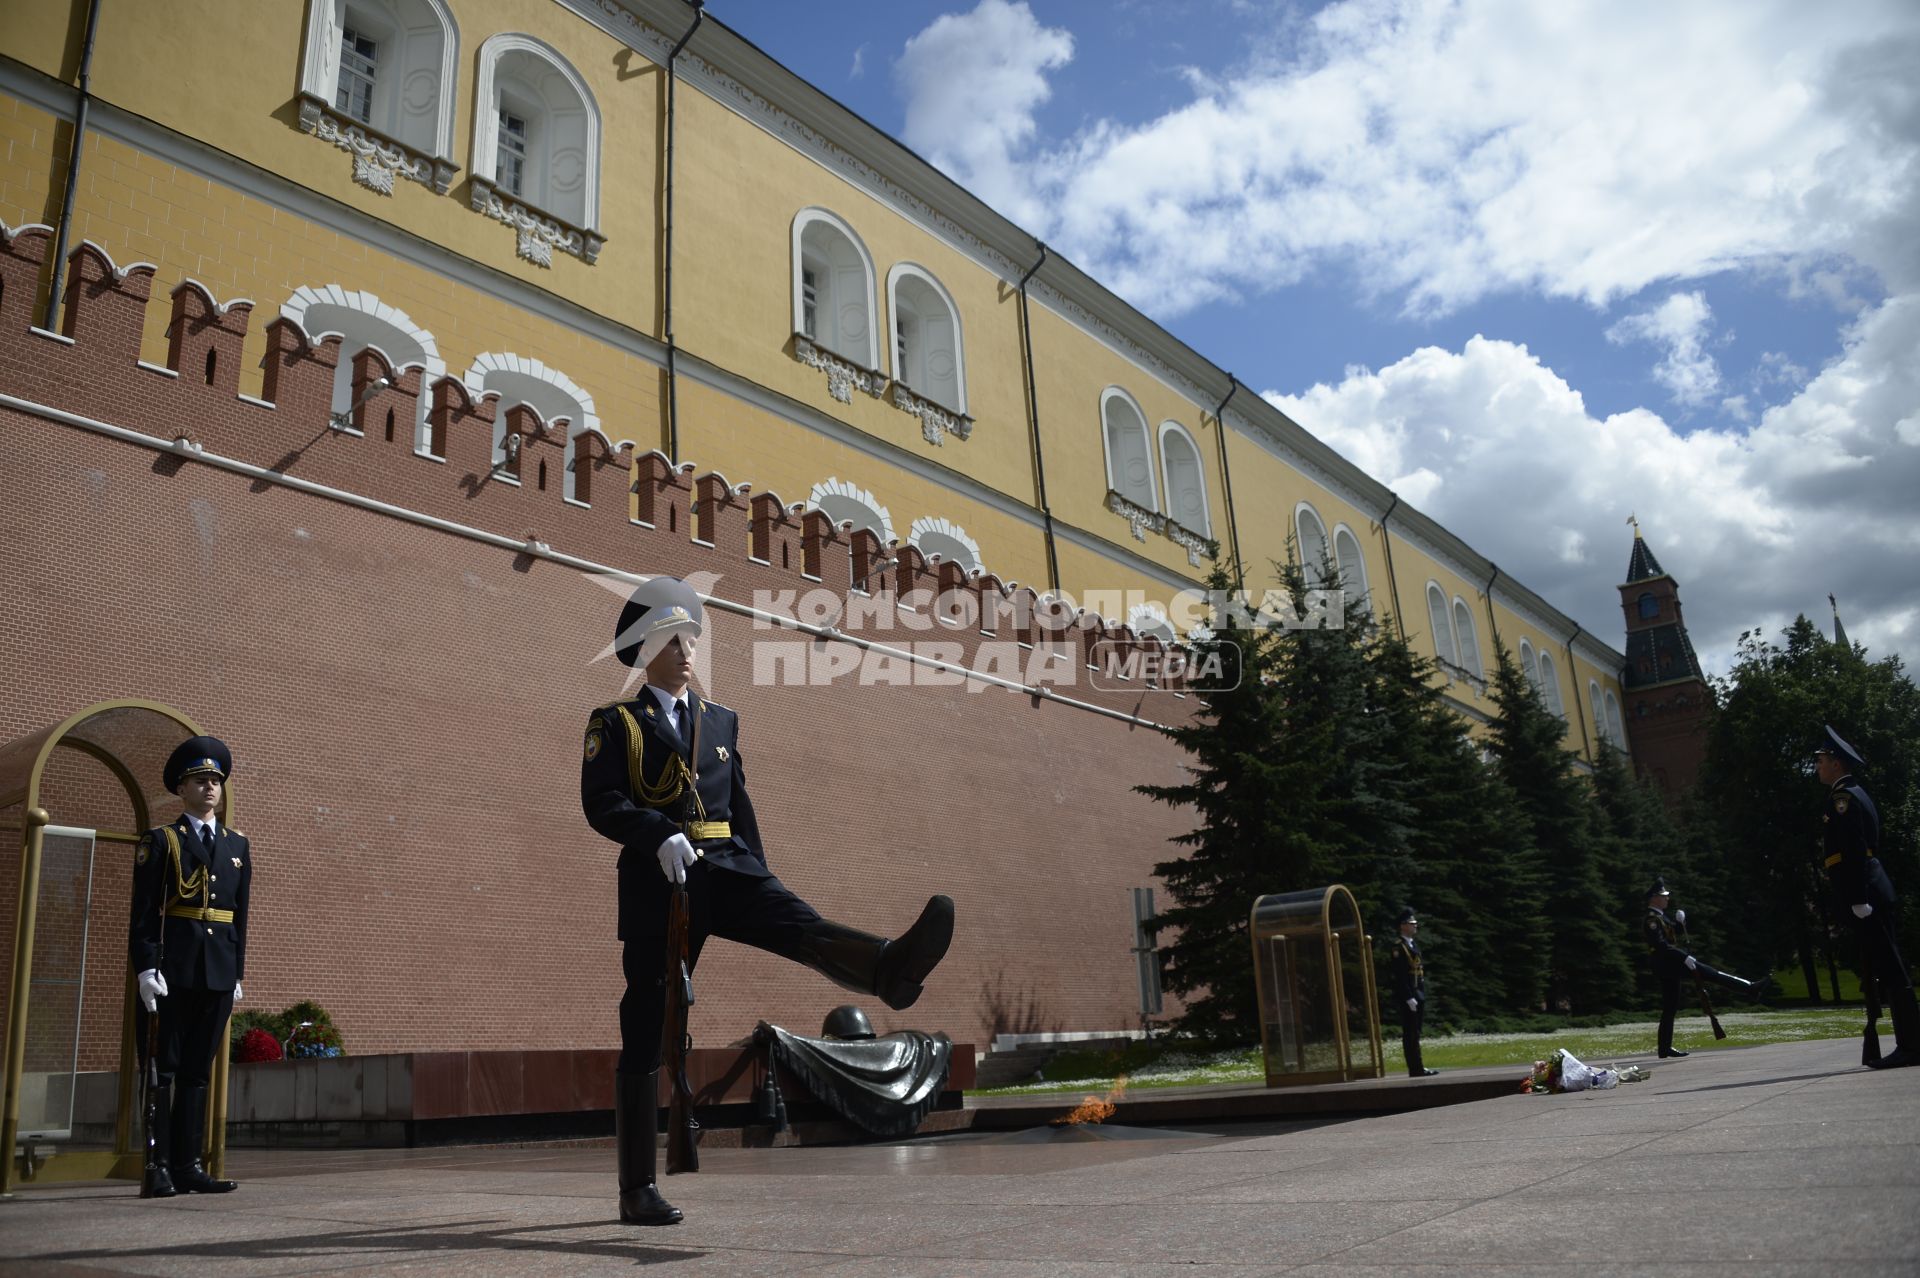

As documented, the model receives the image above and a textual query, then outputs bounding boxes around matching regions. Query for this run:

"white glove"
[137,969,168,1013]
[234,982,244,1002]
[1674,908,1685,925]
[1684,955,1697,971]
[656,832,699,884]
[1852,903,1873,919]
[1406,997,1419,1012]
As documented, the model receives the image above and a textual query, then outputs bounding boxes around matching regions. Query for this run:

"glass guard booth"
[1250,885,1384,1086]
[1,701,233,1193]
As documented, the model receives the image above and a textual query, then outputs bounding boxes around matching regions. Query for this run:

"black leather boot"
[1869,987,1920,1069]
[139,1081,175,1199]
[617,1071,682,1225]
[873,896,955,1011]
[169,1086,236,1193]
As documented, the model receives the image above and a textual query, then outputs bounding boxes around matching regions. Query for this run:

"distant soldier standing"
[1816,725,1918,1069]
[1388,907,1437,1077]
[1643,877,1751,1059]
[129,736,251,1196]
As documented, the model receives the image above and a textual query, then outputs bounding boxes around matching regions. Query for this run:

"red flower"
[237,1027,284,1063]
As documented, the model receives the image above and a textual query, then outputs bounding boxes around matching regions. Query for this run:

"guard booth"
[0,701,233,1193]
[1250,885,1384,1086]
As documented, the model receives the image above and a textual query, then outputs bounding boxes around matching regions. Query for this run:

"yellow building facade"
[0,0,1629,759]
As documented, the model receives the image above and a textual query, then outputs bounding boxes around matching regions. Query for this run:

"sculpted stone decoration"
[297,97,457,197]
[468,177,606,268]
[890,383,972,446]
[793,336,885,404]
[1106,490,1166,543]
[1164,519,1216,568]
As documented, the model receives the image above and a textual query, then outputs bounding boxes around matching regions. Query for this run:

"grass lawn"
[972,1007,1870,1097]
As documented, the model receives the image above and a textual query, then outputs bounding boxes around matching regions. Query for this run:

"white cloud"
[1604,291,1721,408]
[1264,292,1920,673]
[896,0,1920,317]
[850,43,867,79]
[893,0,1074,229]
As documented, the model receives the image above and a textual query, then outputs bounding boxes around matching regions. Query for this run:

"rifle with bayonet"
[1676,913,1727,1040]
[662,880,699,1174]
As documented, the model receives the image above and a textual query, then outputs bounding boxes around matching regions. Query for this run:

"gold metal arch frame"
[1248,884,1385,1087]
[1,700,234,1194]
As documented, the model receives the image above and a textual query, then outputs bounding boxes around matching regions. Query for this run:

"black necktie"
[200,824,217,860]
[672,699,688,744]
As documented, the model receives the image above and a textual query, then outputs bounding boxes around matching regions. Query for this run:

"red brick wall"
[0,228,1198,1067]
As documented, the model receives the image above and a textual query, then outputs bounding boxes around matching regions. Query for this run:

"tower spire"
[1830,593,1850,649]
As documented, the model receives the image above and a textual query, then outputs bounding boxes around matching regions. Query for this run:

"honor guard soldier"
[129,736,251,1196]
[1643,877,1752,1058]
[1388,907,1438,1076]
[1816,726,1919,1069]
[581,577,956,1226]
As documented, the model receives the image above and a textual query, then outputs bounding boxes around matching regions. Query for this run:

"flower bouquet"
[285,1020,346,1059]
[235,1026,284,1064]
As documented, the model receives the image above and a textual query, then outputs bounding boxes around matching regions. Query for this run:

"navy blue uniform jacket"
[581,691,769,939]
[129,815,251,992]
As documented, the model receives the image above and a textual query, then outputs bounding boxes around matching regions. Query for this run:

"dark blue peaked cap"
[1819,725,1865,771]
[164,736,231,792]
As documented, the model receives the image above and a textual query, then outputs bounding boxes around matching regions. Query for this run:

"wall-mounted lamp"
[329,377,393,431]
[490,431,524,481]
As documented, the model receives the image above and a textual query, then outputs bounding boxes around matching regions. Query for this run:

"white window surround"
[1605,689,1626,748]
[1452,597,1483,679]
[1296,503,1331,586]
[791,208,881,373]
[1127,603,1177,643]
[470,33,603,266]
[282,284,443,449]
[296,0,459,193]
[463,352,602,498]
[1332,524,1370,602]
[1589,680,1608,747]
[1425,582,1458,668]
[885,262,966,415]
[807,477,896,545]
[1537,650,1565,717]
[1157,421,1211,537]
[909,516,982,573]
[1519,638,1539,691]
[1101,387,1157,515]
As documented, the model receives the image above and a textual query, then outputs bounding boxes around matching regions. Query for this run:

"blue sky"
[713,1,1920,674]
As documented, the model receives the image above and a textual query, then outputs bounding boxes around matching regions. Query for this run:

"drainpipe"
[1482,563,1503,648]
[1565,623,1595,763]
[1015,242,1060,593]
[1377,493,1407,641]
[44,0,104,330]
[662,0,705,463]
[1210,374,1244,593]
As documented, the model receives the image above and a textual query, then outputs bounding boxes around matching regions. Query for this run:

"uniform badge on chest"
[715,746,729,761]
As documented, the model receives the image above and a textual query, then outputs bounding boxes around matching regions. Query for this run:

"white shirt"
[646,684,692,736]
[185,812,218,843]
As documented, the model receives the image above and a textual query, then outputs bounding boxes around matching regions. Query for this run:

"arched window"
[909,516,981,573]
[1296,504,1330,586]
[1158,423,1210,536]
[886,263,964,414]
[1638,591,1659,620]
[1605,689,1626,747]
[1426,583,1457,668]
[1589,680,1607,746]
[299,0,458,178]
[1537,650,1565,717]
[1101,388,1157,513]
[281,285,443,451]
[464,352,598,498]
[1518,638,1538,691]
[1332,525,1370,602]
[473,34,600,232]
[792,209,879,370]
[808,478,895,545]
[1452,598,1483,679]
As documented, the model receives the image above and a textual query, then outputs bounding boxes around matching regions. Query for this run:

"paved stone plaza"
[2,1037,1915,1276]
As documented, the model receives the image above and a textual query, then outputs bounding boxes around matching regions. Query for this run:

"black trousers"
[1854,910,1920,1047]
[143,987,234,1088]
[618,864,825,1074]
[1657,961,1744,1052]
[1400,1000,1425,1074]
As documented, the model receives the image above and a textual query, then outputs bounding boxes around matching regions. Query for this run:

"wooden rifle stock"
[139,996,164,1194]
[663,881,699,1174]
[1677,917,1726,1040]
